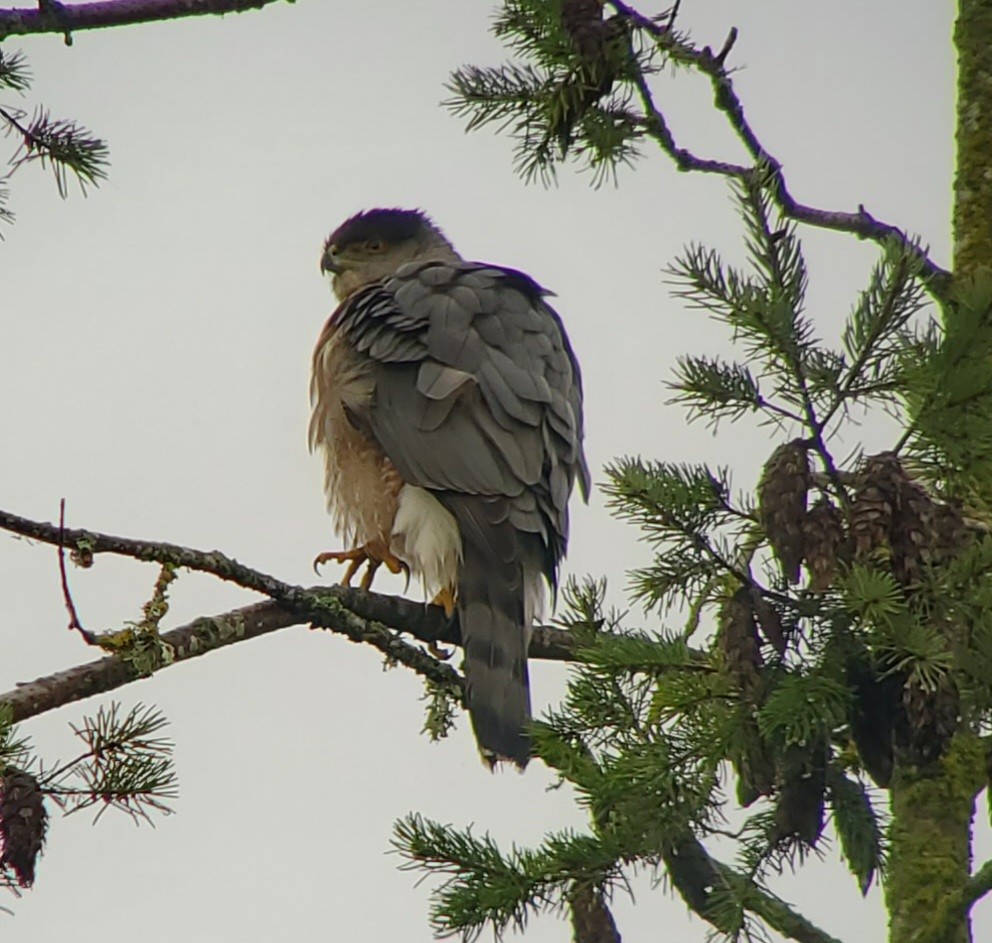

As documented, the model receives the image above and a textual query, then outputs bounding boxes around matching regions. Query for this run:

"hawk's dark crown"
[326,208,440,251]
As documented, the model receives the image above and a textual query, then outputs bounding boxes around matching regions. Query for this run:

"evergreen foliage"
[445,0,652,185]
[395,8,992,936]
[0,702,175,889]
[0,47,108,229]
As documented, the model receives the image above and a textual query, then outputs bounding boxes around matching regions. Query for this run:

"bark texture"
[885,5,992,942]
[886,735,984,943]
[954,0,992,277]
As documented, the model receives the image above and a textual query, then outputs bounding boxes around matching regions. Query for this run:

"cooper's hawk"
[309,208,589,768]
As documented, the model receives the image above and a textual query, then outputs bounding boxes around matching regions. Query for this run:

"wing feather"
[334,259,588,574]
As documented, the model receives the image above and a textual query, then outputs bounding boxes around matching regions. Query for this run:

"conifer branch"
[0,0,288,42]
[0,105,108,194]
[606,1,951,302]
[662,833,846,943]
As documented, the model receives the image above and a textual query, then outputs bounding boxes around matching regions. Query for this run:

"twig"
[0,507,581,657]
[56,499,94,644]
[0,0,287,41]
[609,0,952,302]
[0,507,297,599]
[0,106,33,147]
[713,27,737,67]
[0,596,463,724]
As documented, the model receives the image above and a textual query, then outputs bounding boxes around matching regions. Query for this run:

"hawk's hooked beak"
[320,245,343,275]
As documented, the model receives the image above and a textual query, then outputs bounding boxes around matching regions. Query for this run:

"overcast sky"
[0,1,981,941]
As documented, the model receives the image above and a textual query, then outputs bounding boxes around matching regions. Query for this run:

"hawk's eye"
[366,239,384,252]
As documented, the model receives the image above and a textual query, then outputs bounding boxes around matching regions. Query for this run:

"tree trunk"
[885,735,984,943]
[953,0,992,277]
[886,4,992,940]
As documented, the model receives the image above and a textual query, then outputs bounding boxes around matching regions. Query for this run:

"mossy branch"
[918,858,992,943]
[0,507,589,723]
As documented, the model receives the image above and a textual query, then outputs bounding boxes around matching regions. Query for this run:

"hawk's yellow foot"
[433,586,456,617]
[428,586,457,660]
[313,540,406,590]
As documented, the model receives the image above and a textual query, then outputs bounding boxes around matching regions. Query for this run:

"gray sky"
[0,1,981,940]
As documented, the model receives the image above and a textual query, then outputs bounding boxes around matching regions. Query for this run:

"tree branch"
[610,0,951,302]
[963,859,992,915]
[0,507,296,598]
[0,508,586,723]
[0,0,288,42]
[662,833,846,943]
[918,857,992,943]
[569,884,622,943]
[1,594,466,724]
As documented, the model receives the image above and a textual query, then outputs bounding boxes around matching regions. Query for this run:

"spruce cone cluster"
[758,445,964,593]
[749,444,974,796]
[0,769,47,888]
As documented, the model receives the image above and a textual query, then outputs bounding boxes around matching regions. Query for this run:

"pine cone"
[934,500,968,561]
[757,440,810,583]
[750,588,787,654]
[555,1,627,150]
[718,588,763,692]
[847,658,899,788]
[569,884,620,943]
[720,589,777,805]
[772,740,828,847]
[890,476,938,586]
[850,452,903,558]
[897,680,960,768]
[560,0,607,58]
[736,724,776,806]
[803,498,846,592]
[0,769,47,887]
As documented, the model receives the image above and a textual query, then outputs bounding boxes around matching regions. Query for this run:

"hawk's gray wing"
[334,260,589,766]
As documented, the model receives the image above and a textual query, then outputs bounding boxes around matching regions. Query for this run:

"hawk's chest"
[309,324,403,545]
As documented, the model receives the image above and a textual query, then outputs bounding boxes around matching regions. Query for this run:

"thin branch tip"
[714,27,738,66]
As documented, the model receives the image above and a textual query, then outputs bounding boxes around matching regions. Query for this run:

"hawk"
[309,208,589,768]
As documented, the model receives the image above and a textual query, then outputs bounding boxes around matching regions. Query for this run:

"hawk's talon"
[358,558,381,590]
[427,586,457,658]
[433,586,457,618]
[428,640,454,661]
[313,542,407,590]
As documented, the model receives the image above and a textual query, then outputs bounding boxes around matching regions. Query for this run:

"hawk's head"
[321,208,458,300]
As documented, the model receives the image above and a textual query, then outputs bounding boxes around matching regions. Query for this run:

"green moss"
[954,0,992,278]
[886,734,985,943]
